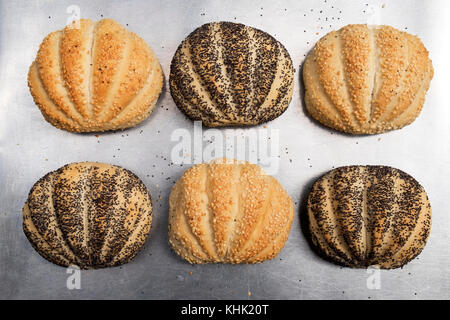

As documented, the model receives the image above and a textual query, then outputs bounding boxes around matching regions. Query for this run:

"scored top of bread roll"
[303,24,433,134]
[170,21,294,127]
[28,19,163,132]
[23,162,152,269]
[169,158,294,264]
[307,165,431,269]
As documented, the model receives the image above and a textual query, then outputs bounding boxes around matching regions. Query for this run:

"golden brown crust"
[28,19,163,132]
[169,22,294,127]
[168,158,294,264]
[303,24,433,134]
[23,162,153,269]
[307,165,432,269]
[60,19,95,120]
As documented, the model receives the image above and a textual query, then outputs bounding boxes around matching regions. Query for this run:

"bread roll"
[307,166,431,269]
[28,19,163,132]
[170,22,294,127]
[23,162,152,269]
[303,24,433,134]
[169,159,294,263]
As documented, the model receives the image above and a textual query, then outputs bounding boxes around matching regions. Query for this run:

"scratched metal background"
[1,0,449,300]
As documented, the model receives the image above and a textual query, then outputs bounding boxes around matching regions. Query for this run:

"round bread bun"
[169,21,294,127]
[23,162,152,269]
[169,158,294,264]
[28,18,163,132]
[307,165,431,269]
[303,24,433,134]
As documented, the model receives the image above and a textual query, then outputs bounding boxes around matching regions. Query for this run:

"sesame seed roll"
[169,158,294,264]
[28,19,163,132]
[303,24,433,134]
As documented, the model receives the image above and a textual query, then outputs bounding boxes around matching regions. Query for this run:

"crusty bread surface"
[307,165,431,269]
[303,24,433,134]
[23,162,152,269]
[169,158,294,263]
[28,19,163,132]
[170,22,294,127]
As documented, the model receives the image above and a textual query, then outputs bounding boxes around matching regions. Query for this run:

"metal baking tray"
[1,0,449,299]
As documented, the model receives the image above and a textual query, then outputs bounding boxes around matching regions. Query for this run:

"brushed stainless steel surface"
[1,0,449,300]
